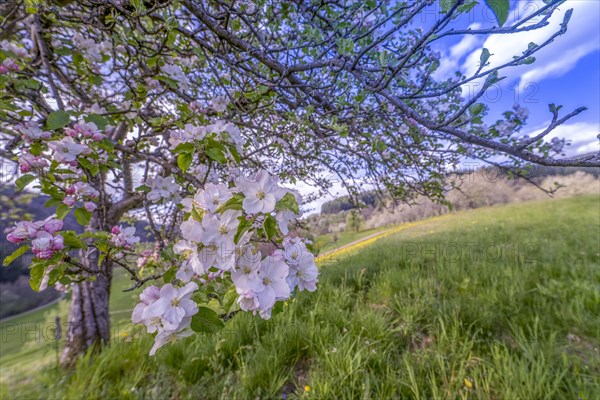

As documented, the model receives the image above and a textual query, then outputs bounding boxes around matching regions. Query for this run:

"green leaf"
[206,146,227,164]
[44,198,63,208]
[56,204,71,219]
[3,245,30,267]
[177,153,193,173]
[163,266,177,283]
[223,286,240,314]
[99,138,115,151]
[62,232,86,249]
[29,142,42,156]
[337,38,354,55]
[469,103,485,117]
[191,206,204,222]
[263,215,277,240]
[74,208,91,225]
[30,262,47,292]
[160,247,176,261]
[440,0,453,13]
[479,48,491,66]
[136,184,151,193]
[520,56,536,65]
[78,157,99,176]
[227,144,242,164]
[173,142,195,154]
[276,192,300,214]
[484,0,509,26]
[16,174,36,191]
[84,114,109,130]
[46,110,70,130]
[234,217,251,244]
[191,307,224,334]
[215,194,244,214]
[485,70,504,86]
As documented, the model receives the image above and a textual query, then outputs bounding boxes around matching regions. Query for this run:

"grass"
[0,268,139,387]
[2,195,599,399]
[314,225,389,254]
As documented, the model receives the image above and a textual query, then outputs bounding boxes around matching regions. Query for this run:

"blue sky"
[301,0,599,214]
[431,0,600,155]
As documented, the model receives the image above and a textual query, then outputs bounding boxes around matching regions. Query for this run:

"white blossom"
[237,170,286,214]
[141,282,198,331]
[162,64,190,90]
[48,137,88,163]
[146,175,181,203]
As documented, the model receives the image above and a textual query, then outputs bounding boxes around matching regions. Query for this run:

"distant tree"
[346,210,362,233]
[321,191,379,214]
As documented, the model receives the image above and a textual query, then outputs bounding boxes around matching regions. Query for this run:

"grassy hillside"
[314,225,389,253]
[0,268,139,387]
[2,195,599,399]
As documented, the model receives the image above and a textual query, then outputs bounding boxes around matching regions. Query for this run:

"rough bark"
[59,190,142,367]
[60,246,113,367]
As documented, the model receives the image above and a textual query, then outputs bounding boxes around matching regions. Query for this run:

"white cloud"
[291,178,347,216]
[526,120,600,156]
[434,23,483,79]
[462,0,600,87]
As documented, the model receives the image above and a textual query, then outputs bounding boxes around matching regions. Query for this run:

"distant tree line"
[320,165,599,215]
[321,191,380,214]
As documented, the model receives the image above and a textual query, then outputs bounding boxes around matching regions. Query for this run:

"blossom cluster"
[132,170,318,354]
[110,225,140,250]
[132,283,197,355]
[72,33,111,64]
[145,175,181,204]
[65,121,105,142]
[16,121,51,142]
[12,114,110,214]
[168,119,243,152]
[18,150,48,173]
[5,215,65,259]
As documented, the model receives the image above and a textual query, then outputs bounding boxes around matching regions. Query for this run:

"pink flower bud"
[6,232,24,244]
[84,202,97,212]
[111,225,121,235]
[52,235,65,251]
[43,218,64,234]
[0,65,8,74]
[19,162,31,173]
[6,221,40,243]
[140,249,153,257]
[31,231,53,258]
[35,249,54,259]
[92,132,104,141]
[63,196,75,207]
[66,185,77,195]
[5,59,19,72]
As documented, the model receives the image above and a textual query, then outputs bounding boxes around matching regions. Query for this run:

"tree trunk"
[60,246,113,367]
[59,186,141,367]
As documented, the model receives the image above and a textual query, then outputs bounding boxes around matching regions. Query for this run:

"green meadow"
[1,195,599,399]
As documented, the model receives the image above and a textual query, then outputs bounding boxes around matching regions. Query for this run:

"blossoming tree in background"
[1,0,597,366]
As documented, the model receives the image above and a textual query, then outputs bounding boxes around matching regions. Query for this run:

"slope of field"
[2,195,599,399]
[0,268,138,387]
